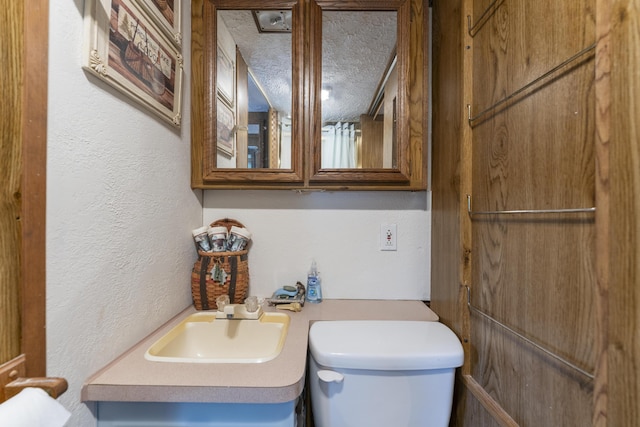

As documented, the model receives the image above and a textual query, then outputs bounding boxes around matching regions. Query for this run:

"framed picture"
[137,0,182,47]
[83,0,183,127]
[217,44,235,107]
[217,98,235,156]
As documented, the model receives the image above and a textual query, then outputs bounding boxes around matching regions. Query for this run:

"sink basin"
[144,311,290,363]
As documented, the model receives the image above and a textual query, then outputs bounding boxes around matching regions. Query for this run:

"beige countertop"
[82,299,438,404]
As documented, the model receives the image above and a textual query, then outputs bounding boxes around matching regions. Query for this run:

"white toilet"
[308,320,464,427]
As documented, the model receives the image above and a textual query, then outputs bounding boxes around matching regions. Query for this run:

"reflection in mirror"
[321,11,397,169]
[218,10,292,169]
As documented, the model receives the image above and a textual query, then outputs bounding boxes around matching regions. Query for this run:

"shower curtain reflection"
[321,122,359,168]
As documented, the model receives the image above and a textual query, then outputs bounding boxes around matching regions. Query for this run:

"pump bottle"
[306,260,322,303]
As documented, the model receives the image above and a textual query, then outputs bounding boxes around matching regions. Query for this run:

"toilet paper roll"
[0,387,71,426]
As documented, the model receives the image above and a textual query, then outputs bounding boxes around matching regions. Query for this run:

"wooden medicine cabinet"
[191,0,427,190]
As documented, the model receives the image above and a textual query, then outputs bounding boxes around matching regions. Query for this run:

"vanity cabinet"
[97,400,299,427]
[190,0,428,190]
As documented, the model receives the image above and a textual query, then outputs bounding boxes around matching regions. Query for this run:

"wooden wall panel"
[471,315,594,425]
[606,0,640,424]
[471,61,597,371]
[432,0,606,424]
[430,0,465,337]
[1,0,48,377]
[471,0,595,114]
[467,0,598,422]
[0,0,23,366]
[457,388,504,427]
[360,116,384,168]
[471,62,596,210]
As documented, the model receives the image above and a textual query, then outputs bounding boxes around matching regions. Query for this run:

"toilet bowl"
[308,320,463,427]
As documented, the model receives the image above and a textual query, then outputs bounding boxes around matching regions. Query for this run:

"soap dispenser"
[306,260,322,303]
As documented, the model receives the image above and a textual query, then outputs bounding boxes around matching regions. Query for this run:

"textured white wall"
[46,1,201,425]
[203,191,431,301]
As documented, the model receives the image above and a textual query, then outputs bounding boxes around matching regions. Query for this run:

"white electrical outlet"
[380,223,397,251]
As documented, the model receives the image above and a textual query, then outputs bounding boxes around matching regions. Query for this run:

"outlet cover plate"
[380,223,397,251]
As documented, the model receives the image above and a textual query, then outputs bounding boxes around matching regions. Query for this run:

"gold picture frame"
[83,0,183,127]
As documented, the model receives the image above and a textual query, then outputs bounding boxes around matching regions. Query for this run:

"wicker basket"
[191,219,249,310]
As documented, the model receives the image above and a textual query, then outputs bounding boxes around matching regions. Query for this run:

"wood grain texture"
[0,355,25,402]
[468,0,597,423]
[0,0,23,366]
[456,383,505,427]
[432,0,606,424]
[606,0,640,425]
[430,0,466,337]
[462,375,518,427]
[5,376,68,400]
[21,0,48,377]
[593,0,611,423]
[360,115,384,168]
[190,0,206,186]
[471,60,597,371]
[471,312,594,425]
[191,0,426,189]
[471,0,595,117]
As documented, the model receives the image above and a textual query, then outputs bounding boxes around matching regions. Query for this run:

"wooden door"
[0,0,49,401]
[431,0,640,425]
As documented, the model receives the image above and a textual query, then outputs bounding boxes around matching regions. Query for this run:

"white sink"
[144,311,290,363]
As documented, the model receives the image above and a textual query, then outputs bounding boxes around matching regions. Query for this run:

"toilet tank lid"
[309,321,464,370]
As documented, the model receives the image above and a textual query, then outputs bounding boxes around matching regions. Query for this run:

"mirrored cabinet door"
[191,0,427,190]
[320,9,398,170]
[308,0,425,188]
[191,0,304,187]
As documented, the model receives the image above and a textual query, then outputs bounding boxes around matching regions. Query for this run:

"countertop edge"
[82,299,437,404]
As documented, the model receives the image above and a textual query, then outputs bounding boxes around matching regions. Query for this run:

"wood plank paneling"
[360,116,384,168]
[468,0,598,423]
[0,0,23,366]
[430,0,465,337]
[432,0,609,424]
[606,0,640,424]
[471,61,597,371]
[592,0,611,424]
[457,386,504,427]
[471,313,594,425]
[471,0,595,115]
[461,375,518,427]
[1,0,48,377]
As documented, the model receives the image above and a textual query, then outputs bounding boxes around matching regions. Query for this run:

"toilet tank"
[308,321,463,427]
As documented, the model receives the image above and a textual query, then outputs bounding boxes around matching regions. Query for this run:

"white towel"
[0,387,70,426]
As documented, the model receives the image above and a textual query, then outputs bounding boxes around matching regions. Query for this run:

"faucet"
[216,302,263,320]
[224,304,235,319]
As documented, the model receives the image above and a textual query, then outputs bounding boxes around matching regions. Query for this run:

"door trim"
[21,0,48,377]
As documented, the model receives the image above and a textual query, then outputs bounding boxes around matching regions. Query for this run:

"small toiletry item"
[208,226,228,252]
[276,302,302,312]
[228,226,252,251]
[192,226,211,252]
[306,260,322,303]
[274,286,298,298]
